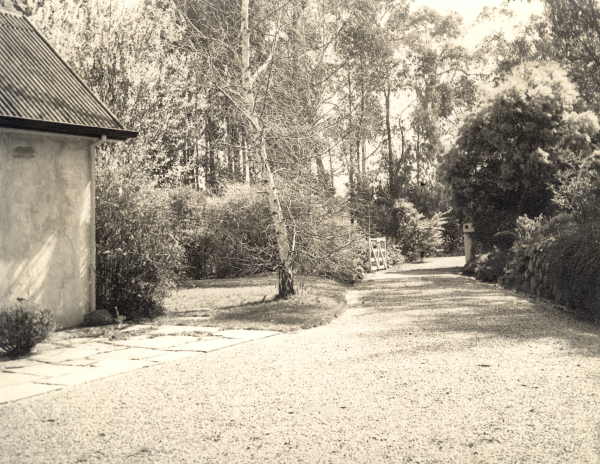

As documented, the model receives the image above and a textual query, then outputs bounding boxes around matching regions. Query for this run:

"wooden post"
[463,222,475,265]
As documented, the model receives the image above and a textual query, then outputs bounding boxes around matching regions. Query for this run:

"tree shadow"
[357,270,600,358]
[384,266,464,276]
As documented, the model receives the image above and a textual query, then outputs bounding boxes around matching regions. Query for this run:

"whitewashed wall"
[0,128,95,328]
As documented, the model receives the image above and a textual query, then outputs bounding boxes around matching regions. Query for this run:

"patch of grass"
[163,274,350,332]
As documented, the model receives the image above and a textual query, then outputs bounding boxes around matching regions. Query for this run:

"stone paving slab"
[219,329,280,340]
[42,360,151,386]
[177,337,247,352]
[0,382,62,403]
[87,347,168,362]
[0,372,43,387]
[7,362,92,378]
[30,343,121,363]
[57,337,112,346]
[0,358,44,371]
[150,325,220,336]
[145,351,197,363]
[115,335,199,349]
[59,358,103,367]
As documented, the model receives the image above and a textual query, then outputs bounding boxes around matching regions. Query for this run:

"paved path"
[2,257,600,463]
[0,326,280,403]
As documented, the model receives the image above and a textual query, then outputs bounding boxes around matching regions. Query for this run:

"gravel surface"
[2,257,600,463]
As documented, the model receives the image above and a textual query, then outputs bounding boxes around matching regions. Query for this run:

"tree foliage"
[443,61,599,246]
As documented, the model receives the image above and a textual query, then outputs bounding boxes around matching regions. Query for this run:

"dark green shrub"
[179,184,277,279]
[441,218,464,256]
[473,251,510,283]
[295,217,368,283]
[389,199,446,262]
[95,169,184,320]
[180,183,368,283]
[536,225,600,319]
[493,231,517,251]
[554,151,600,223]
[0,301,54,357]
[386,245,405,266]
[501,215,600,320]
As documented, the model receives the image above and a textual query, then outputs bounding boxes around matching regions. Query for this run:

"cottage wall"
[0,129,94,328]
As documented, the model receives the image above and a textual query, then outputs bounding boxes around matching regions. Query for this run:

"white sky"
[413,0,544,48]
[412,0,544,23]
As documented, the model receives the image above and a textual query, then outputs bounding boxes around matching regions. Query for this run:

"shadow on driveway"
[357,261,600,358]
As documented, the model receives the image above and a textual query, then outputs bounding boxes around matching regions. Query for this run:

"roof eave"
[0,116,138,141]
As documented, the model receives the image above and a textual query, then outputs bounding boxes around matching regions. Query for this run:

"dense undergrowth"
[95,173,452,322]
[468,214,600,322]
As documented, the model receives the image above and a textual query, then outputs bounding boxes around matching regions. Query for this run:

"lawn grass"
[162,274,350,332]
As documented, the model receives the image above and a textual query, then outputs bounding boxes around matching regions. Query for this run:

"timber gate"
[368,237,388,272]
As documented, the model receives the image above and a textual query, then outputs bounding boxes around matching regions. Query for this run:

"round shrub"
[474,251,510,283]
[493,231,518,251]
[389,199,445,262]
[0,301,54,357]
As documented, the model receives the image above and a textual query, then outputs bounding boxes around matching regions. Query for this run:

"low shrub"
[553,150,600,223]
[500,215,600,320]
[295,218,368,283]
[441,219,464,256]
[95,169,184,320]
[473,250,510,283]
[0,300,54,357]
[493,231,517,251]
[179,183,368,283]
[178,184,277,279]
[386,245,405,266]
[392,200,446,261]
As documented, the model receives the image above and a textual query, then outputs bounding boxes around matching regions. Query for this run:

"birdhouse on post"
[463,222,475,265]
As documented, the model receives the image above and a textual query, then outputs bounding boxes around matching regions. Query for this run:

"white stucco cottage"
[0,8,137,328]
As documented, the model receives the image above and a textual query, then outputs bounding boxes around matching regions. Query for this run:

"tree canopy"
[443,61,599,246]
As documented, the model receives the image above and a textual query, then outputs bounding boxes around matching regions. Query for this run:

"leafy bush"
[178,184,277,279]
[554,150,600,223]
[295,216,368,283]
[179,183,368,283]
[440,215,464,256]
[473,251,510,283]
[493,231,517,251]
[392,200,446,261]
[95,169,184,320]
[386,244,405,266]
[0,301,54,357]
[500,215,600,320]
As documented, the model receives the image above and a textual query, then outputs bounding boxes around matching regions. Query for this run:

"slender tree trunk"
[241,0,251,185]
[240,0,294,297]
[361,138,366,177]
[357,71,366,183]
[384,86,397,199]
[243,136,250,183]
[328,147,334,191]
[226,117,233,178]
[258,134,295,298]
[315,152,328,188]
[346,71,356,220]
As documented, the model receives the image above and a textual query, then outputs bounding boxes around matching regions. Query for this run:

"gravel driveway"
[1,257,600,463]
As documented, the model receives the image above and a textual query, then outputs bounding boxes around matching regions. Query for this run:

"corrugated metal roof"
[0,9,136,140]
